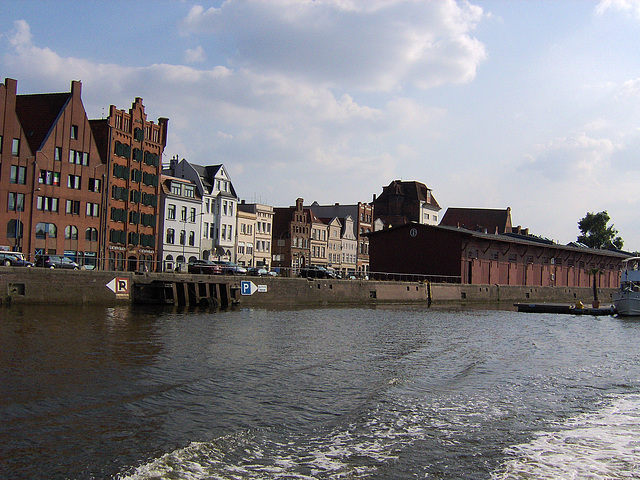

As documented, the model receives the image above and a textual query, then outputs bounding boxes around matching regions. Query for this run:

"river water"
[1,303,640,479]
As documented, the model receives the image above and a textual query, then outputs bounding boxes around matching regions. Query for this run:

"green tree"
[577,211,624,249]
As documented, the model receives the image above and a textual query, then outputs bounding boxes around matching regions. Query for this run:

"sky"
[2,0,640,249]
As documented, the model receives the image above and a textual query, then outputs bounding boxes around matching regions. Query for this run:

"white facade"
[158,176,202,271]
[167,158,238,261]
[341,215,358,275]
[237,202,274,267]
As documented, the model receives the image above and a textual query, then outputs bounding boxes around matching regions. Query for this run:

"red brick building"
[90,99,168,271]
[368,223,627,287]
[0,78,105,267]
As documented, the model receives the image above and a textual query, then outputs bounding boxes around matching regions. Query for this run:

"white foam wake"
[492,394,640,479]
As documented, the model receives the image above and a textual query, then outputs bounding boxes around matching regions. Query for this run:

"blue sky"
[2,0,640,249]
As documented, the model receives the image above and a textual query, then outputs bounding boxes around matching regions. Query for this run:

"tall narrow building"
[90,98,168,271]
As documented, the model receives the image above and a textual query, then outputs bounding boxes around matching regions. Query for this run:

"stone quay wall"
[0,266,616,308]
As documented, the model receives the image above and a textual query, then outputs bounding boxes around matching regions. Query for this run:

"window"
[10,165,26,184]
[68,150,88,165]
[54,147,62,161]
[179,230,186,245]
[85,228,98,242]
[190,208,196,222]
[86,203,100,217]
[184,185,195,198]
[223,201,228,216]
[203,222,209,238]
[110,207,127,223]
[166,228,175,244]
[12,138,19,156]
[36,222,57,239]
[0,135,2,153]
[88,178,101,192]
[65,200,80,215]
[68,175,82,189]
[168,204,176,220]
[37,196,59,212]
[181,206,187,222]
[71,125,79,140]
[65,225,78,240]
[171,183,182,195]
[130,190,141,204]
[39,170,60,186]
[8,192,25,211]
[188,231,195,246]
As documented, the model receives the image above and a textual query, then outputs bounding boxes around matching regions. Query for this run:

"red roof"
[440,207,513,234]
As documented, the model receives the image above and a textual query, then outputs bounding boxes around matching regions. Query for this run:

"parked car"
[299,266,336,279]
[212,261,247,275]
[37,255,80,270]
[187,260,222,275]
[0,252,34,267]
[247,267,278,277]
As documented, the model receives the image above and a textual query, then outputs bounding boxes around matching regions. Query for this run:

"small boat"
[613,257,640,316]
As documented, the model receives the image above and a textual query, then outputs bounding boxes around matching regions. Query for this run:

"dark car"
[212,261,247,275]
[37,255,80,270]
[188,260,222,275]
[0,252,34,267]
[247,266,268,276]
[299,266,335,279]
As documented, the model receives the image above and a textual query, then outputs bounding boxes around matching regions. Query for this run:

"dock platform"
[514,303,616,316]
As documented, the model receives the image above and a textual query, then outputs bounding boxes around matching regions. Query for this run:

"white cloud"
[179,0,487,91]
[596,0,640,19]
[184,46,206,63]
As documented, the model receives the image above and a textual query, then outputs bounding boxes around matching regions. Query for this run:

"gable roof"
[16,92,71,153]
[439,207,513,234]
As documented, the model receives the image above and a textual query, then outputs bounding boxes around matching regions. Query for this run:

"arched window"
[36,222,56,239]
[165,254,173,272]
[65,225,78,240]
[188,255,198,263]
[85,227,98,242]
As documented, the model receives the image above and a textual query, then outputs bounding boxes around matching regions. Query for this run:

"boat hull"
[613,291,640,316]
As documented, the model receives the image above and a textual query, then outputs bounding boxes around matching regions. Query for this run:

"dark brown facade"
[272,198,311,275]
[1,78,105,267]
[91,99,168,271]
[368,223,627,288]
